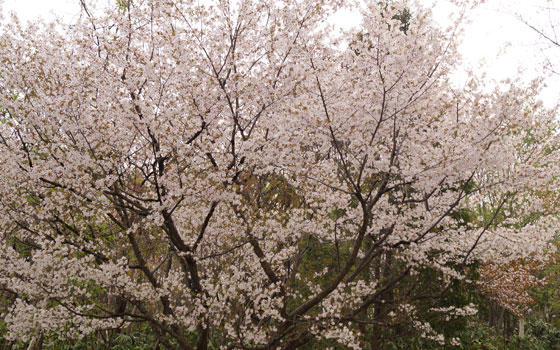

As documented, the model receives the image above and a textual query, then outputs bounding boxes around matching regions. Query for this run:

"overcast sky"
[441,0,559,105]
[2,0,558,106]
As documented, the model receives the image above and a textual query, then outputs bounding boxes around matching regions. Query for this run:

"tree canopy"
[0,0,559,349]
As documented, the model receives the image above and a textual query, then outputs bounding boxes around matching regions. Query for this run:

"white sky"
[2,0,559,106]
[433,0,560,105]
[2,0,81,23]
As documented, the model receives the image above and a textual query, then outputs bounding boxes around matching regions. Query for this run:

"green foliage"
[522,318,560,348]
[528,242,560,329]
[116,0,131,11]
[391,8,411,34]
[377,317,560,350]
[454,317,560,350]
[2,326,160,350]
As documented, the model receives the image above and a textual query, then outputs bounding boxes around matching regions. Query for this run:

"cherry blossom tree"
[479,260,544,318]
[0,0,559,349]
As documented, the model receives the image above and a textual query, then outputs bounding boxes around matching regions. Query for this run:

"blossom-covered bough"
[0,0,558,349]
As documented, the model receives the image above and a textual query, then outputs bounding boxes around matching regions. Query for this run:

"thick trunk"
[369,255,382,350]
[196,325,209,350]
[369,251,395,350]
[503,311,514,342]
